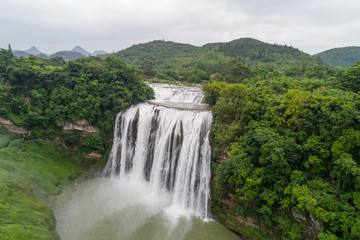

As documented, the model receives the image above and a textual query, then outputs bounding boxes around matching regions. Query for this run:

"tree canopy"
[204,62,360,239]
[0,50,153,140]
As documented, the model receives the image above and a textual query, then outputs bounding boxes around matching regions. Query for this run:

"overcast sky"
[1,0,359,55]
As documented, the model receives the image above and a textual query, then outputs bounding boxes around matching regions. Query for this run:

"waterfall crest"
[103,84,213,219]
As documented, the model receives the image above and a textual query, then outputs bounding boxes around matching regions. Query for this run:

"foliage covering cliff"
[0,49,154,142]
[204,61,360,239]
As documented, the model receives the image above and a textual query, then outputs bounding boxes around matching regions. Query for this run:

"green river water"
[54,177,241,240]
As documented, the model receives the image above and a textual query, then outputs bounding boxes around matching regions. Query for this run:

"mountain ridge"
[107,38,322,72]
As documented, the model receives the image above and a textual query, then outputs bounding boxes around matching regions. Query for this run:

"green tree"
[141,59,156,76]
[339,62,360,92]
[81,133,104,152]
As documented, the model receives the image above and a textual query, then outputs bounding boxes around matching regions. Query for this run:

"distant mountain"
[12,46,48,58]
[26,46,42,56]
[71,46,90,57]
[50,51,86,61]
[315,47,360,68]
[13,50,29,58]
[36,53,48,59]
[91,50,107,56]
[109,38,320,71]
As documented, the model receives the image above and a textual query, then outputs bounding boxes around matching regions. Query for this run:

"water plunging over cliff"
[54,84,241,240]
[103,83,212,219]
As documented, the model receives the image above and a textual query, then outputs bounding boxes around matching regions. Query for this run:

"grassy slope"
[315,46,360,68]
[0,128,89,240]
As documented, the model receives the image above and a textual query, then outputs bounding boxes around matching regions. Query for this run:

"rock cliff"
[0,118,29,135]
[57,119,99,134]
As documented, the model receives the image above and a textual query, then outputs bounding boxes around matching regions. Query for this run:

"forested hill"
[315,46,360,68]
[0,50,154,141]
[108,38,322,71]
[109,40,205,69]
[205,60,360,239]
[204,38,319,69]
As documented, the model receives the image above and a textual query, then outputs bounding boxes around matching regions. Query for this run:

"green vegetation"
[0,48,153,239]
[108,38,325,83]
[0,127,92,239]
[0,49,153,141]
[315,47,360,68]
[204,60,360,239]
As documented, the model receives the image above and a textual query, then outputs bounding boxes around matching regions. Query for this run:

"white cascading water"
[148,83,204,103]
[103,83,213,219]
[55,84,240,240]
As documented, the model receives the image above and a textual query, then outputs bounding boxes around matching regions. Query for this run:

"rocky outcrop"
[0,118,29,135]
[57,119,99,134]
[85,152,102,160]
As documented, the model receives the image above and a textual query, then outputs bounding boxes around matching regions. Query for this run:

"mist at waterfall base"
[54,84,240,240]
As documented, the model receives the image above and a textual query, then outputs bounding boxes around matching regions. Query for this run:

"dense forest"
[0,48,153,144]
[315,47,360,68]
[108,38,325,83]
[204,60,360,239]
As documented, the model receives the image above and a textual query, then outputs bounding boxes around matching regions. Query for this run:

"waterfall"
[54,84,239,240]
[103,84,213,219]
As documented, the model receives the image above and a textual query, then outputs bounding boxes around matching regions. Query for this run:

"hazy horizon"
[1,0,359,55]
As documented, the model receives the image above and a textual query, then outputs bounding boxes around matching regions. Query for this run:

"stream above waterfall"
[54,83,241,240]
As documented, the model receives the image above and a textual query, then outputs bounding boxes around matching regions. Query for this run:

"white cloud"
[0,0,359,54]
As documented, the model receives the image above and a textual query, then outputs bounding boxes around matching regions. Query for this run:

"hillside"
[50,51,86,60]
[315,46,360,68]
[110,40,206,69]
[204,61,360,239]
[207,38,320,69]
[109,38,321,72]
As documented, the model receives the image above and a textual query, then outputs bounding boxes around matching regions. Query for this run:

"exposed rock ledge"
[85,152,102,160]
[57,119,99,134]
[0,118,30,135]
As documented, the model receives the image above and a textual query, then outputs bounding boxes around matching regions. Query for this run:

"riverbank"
[0,127,104,240]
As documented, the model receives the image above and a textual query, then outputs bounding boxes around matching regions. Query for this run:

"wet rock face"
[57,119,99,134]
[0,118,29,135]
